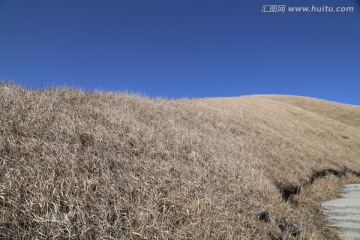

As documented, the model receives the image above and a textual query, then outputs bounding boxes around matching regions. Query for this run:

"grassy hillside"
[1,83,359,239]
[264,95,360,129]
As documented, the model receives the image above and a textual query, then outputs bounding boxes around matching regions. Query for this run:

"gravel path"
[322,184,360,240]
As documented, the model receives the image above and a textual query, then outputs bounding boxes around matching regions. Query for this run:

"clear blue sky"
[1,0,359,104]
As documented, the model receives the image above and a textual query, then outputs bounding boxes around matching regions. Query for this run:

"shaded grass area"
[1,83,360,239]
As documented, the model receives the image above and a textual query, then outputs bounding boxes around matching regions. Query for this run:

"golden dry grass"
[0,83,359,239]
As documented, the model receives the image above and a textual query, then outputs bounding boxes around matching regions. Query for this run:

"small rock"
[279,218,305,237]
[251,209,270,222]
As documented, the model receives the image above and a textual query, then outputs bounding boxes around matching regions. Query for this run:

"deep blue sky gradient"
[0,0,359,104]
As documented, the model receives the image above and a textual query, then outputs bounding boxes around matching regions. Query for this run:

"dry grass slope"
[0,83,359,239]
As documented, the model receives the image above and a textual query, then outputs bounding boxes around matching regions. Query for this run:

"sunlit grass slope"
[1,83,359,239]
